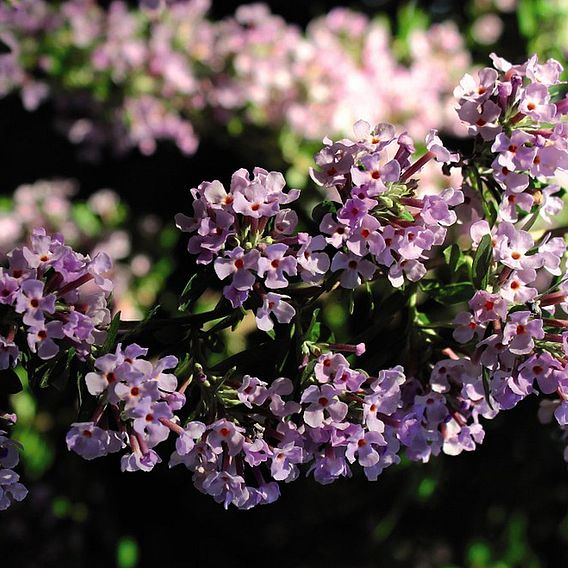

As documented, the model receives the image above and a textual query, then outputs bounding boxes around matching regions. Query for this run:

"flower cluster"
[455,54,568,222]
[442,54,568,458]
[166,352,405,509]
[0,1,470,159]
[176,122,463,333]
[0,179,174,319]
[66,343,184,472]
[5,52,568,514]
[311,123,463,288]
[0,228,112,367]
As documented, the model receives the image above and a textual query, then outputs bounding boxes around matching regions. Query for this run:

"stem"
[540,292,566,307]
[543,318,568,329]
[118,306,230,333]
[401,151,434,181]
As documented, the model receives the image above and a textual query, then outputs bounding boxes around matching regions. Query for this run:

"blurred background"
[1,0,568,566]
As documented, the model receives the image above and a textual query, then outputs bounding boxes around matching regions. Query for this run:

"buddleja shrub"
[2,53,568,511]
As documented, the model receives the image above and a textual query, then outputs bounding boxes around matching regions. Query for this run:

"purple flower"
[497,226,541,270]
[26,321,65,360]
[207,419,245,456]
[502,312,544,355]
[237,375,269,408]
[175,421,207,456]
[351,155,400,193]
[0,335,19,370]
[200,468,249,509]
[319,213,350,249]
[457,100,502,140]
[0,434,22,469]
[468,291,508,322]
[518,353,561,394]
[425,129,459,163]
[314,352,350,383]
[121,448,162,473]
[296,233,330,284]
[345,427,386,467]
[352,120,395,150]
[66,422,123,460]
[499,269,537,304]
[242,438,272,467]
[257,244,297,289]
[301,384,348,428]
[388,259,426,288]
[310,446,351,485]
[214,247,260,291]
[15,279,56,326]
[337,197,373,226]
[270,442,304,482]
[442,421,485,456]
[454,67,498,102]
[255,292,295,331]
[131,399,173,447]
[453,312,485,343]
[0,469,28,511]
[0,270,19,305]
[232,181,279,218]
[345,215,385,257]
[331,251,376,288]
[273,209,298,236]
[267,377,301,417]
[331,365,365,392]
[519,83,556,121]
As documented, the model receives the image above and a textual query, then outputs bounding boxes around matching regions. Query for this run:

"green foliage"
[420,281,476,305]
[472,234,493,290]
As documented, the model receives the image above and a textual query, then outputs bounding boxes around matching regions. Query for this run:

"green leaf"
[178,269,211,312]
[482,366,494,411]
[39,350,74,390]
[398,209,415,222]
[420,281,476,305]
[443,244,467,274]
[311,201,336,226]
[101,311,121,355]
[471,234,493,290]
[305,308,321,343]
